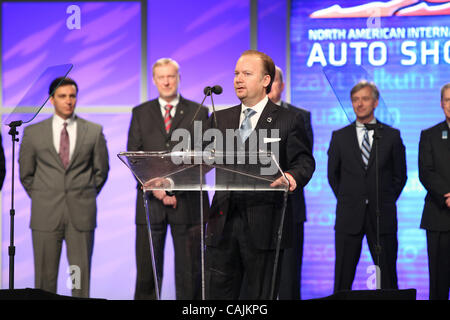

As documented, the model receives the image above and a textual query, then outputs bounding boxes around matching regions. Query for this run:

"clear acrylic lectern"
[118,150,289,300]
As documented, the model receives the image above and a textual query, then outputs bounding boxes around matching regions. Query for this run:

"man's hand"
[445,192,450,208]
[162,195,177,209]
[270,172,297,192]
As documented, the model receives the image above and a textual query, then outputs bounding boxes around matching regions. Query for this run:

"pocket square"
[264,137,281,143]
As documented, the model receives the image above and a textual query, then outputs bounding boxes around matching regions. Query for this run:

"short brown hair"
[241,50,275,94]
[350,80,379,101]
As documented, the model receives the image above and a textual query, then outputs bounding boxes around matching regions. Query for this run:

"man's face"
[234,54,270,107]
[268,70,284,103]
[351,86,378,123]
[50,84,77,120]
[441,88,450,122]
[153,63,179,102]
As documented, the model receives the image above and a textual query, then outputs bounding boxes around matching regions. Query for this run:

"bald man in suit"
[19,77,109,297]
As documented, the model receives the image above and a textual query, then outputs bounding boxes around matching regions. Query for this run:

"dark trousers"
[205,207,283,300]
[334,209,398,292]
[426,230,450,300]
[278,222,304,300]
[134,222,202,300]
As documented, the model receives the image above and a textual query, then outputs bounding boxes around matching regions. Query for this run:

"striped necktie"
[59,122,70,169]
[164,104,173,133]
[239,108,256,143]
[361,128,371,168]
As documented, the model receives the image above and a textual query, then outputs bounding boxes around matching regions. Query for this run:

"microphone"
[189,85,223,144]
[203,85,223,96]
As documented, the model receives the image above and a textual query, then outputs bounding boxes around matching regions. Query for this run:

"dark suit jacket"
[419,121,450,231]
[281,101,313,223]
[0,134,5,190]
[19,116,109,232]
[127,96,209,225]
[205,99,315,250]
[327,121,407,235]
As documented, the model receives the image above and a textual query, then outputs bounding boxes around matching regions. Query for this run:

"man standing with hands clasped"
[327,80,407,292]
[19,77,109,298]
[419,83,450,300]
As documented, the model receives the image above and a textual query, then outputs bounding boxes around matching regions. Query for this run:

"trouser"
[334,209,398,292]
[134,222,202,300]
[426,230,450,300]
[32,213,94,298]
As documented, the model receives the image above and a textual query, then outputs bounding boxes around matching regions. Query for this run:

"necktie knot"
[243,108,256,118]
[164,104,173,112]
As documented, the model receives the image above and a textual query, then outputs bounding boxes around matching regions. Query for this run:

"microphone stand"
[364,122,382,290]
[7,120,23,290]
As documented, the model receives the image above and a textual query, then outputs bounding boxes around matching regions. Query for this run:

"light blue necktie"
[239,108,256,143]
[361,128,371,168]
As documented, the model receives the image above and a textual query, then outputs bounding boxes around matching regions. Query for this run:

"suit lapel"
[68,116,87,169]
[255,100,278,131]
[45,117,63,167]
[170,97,186,132]
[347,124,367,170]
[151,100,167,137]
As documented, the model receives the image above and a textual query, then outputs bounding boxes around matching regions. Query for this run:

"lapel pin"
[442,130,448,140]
[180,110,184,115]
[267,117,272,123]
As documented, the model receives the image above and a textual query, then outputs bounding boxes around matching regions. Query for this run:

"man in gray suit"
[19,77,109,298]
[268,66,313,300]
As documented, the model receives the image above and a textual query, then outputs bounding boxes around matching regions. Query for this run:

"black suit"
[0,134,5,190]
[205,99,315,299]
[278,102,313,300]
[327,121,407,291]
[419,121,450,300]
[127,96,209,299]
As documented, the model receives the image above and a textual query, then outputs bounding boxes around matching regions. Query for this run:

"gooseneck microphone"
[190,85,222,129]
[203,85,223,96]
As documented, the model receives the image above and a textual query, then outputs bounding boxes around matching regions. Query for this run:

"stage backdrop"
[291,0,450,300]
[1,0,449,300]
[1,0,251,299]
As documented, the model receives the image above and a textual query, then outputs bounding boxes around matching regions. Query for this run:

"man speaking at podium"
[204,50,315,300]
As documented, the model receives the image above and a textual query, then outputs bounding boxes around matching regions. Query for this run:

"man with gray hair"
[127,58,209,299]
[268,65,313,300]
[419,83,450,300]
[327,80,407,292]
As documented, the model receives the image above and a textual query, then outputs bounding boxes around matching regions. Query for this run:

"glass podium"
[118,150,290,300]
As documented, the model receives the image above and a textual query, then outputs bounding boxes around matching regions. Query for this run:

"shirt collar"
[241,95,268,115]
[356,118,377,129]
[158,94,180,108]
[53,113,76,126]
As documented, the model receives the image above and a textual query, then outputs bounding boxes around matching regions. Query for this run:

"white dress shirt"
[52,114,77,160]
[159,95,180,119]
[355,119,376,149]
[239,95,268,130]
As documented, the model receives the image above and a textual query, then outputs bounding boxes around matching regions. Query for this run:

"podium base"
[317,289,416,300]
[0,288,101,300]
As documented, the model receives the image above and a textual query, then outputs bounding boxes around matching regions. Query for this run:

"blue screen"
[291,0,450,300]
